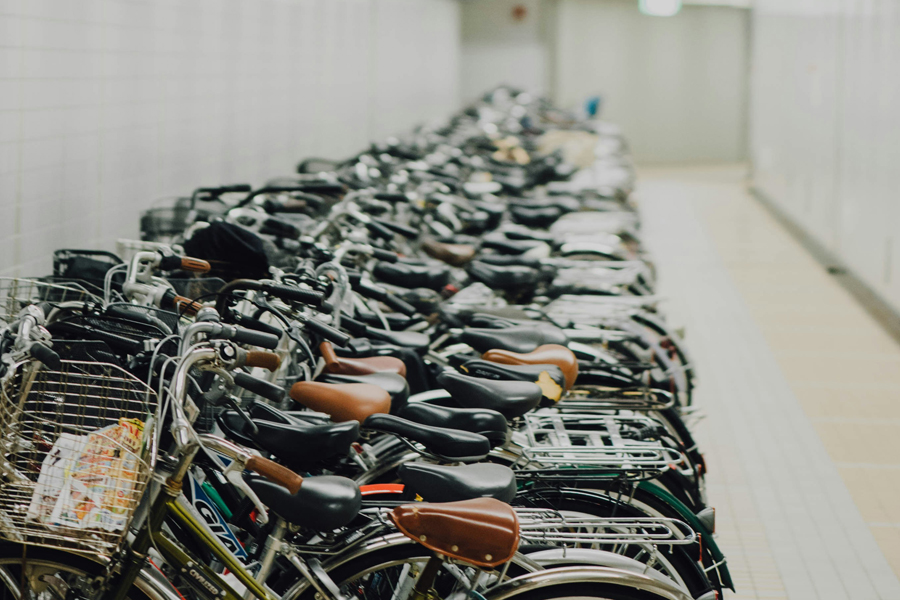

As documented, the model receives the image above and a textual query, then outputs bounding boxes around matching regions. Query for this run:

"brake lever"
[223,460,270,526]
[225,395,259,436]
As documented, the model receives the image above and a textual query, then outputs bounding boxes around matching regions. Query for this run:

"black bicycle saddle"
[318,371,410,412]
[397,402,508,447]
[460,359,567,393]
[373,260,451,291]
[466,261,540,291]
[363,413,491,463]
[248,475,361,531]
[399,463,517,503]
[459,325,568,354]
[436,371,542,420]
[217,403,359,471]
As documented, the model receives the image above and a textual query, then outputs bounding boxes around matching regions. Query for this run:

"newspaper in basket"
[0,359,157,556]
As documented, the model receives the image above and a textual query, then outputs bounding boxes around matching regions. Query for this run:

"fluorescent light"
[639,0,682,16]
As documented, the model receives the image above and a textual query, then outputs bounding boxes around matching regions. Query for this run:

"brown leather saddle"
[319,342,407,377]
[421,239,477,267]
[290,381,391,422]
[390,497,519,568]
[482,344,578,391]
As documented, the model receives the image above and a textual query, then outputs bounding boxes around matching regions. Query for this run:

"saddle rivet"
[419,535,427,541]
[451,545,459,552]
[485,554,492,561]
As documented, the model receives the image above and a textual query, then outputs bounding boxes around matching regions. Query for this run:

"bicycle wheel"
[487,580,675,600]
[283,540,534,600]
[0,543,152,600]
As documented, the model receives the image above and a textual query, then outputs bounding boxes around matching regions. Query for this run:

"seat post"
[412,553,446,600]
[253,517,287,587]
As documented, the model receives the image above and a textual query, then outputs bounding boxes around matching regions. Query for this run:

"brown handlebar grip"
[181,257,211,273]
[172,295,203,316]
[246,456,303,494]
[244,350,282,371]
[278,199,308,213]
[319,341,338,367]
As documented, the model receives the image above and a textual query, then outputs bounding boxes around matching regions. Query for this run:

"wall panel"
[750,0,900,311]
[0,0,460,275]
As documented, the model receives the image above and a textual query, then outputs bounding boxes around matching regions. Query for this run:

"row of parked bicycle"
[0,87,728,600]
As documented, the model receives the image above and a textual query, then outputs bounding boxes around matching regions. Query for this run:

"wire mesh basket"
[0,278,99,323]
[0,360,157,556]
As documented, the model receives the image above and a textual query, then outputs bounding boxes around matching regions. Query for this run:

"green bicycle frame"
[109,482,277,600]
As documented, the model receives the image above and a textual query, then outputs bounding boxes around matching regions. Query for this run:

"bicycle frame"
[110,479,277,600]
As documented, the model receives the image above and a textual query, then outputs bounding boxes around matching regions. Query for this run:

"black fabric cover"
[183,221,269,280]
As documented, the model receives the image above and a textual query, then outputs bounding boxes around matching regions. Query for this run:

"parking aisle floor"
[636,165,900,600]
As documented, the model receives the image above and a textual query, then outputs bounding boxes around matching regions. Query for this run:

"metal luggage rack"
[508,413,684,480]
[560,387,675,411]
[0,278,99,323]
[515,510,696,547]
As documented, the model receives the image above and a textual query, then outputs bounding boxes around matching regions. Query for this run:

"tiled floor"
[636,165,900,599]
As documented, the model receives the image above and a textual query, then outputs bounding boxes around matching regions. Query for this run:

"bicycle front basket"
[0,278,98,323]
[0,360,157,556]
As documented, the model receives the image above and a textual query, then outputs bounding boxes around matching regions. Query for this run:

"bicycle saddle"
[341,317,430,352]
[318,371,410,412]
[436,371,541,420]
[421,238,477,267]
[390,498,519,568]
[362,413,491,462]
[481,232,543,255]
[460,359,566,399]
[398,463,516,503]
[217,403,358,471]
[373,260,451,291]
[249,475,361,531]
[459,325,568,354]
[320,341,407,377]
[482,344,579,391]
[397,402,508,447]
[290,381,391,422]
[508,204,564,229]
[466,261,540,291]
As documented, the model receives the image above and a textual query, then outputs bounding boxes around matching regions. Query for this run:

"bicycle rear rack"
[508,412,684,481]
[515,510,696,546]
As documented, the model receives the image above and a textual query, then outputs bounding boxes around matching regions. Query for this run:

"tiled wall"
[750,1,900,312]
[0,0,460,275]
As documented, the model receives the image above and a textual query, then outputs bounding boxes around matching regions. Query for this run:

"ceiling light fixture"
[639,0,682,16]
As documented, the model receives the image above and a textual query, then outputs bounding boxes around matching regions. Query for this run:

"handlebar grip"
[338,316,368,336]
[219,184,253,193]
[357,281,417,316]
[374,219,419,239]
[260,218,301,240]
[230,313,283,338]
[303,317,352,347]
[232,327,280,350]
[373,192,410,203]
[30,343,61,371]
[180,257,211,273]
[243,351,282,372]
[246,456,303,494]
[371,249,399,263]
[158,255,211,273]
[365,220,395,241]
[233,372,285,403]
[172,295,202,316]
[260,283,325,306]
[379,293,418,316]
[262,198,312,214]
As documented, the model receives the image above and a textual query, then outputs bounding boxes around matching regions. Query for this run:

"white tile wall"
[750,0,900,313]
[0,0,460,275]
